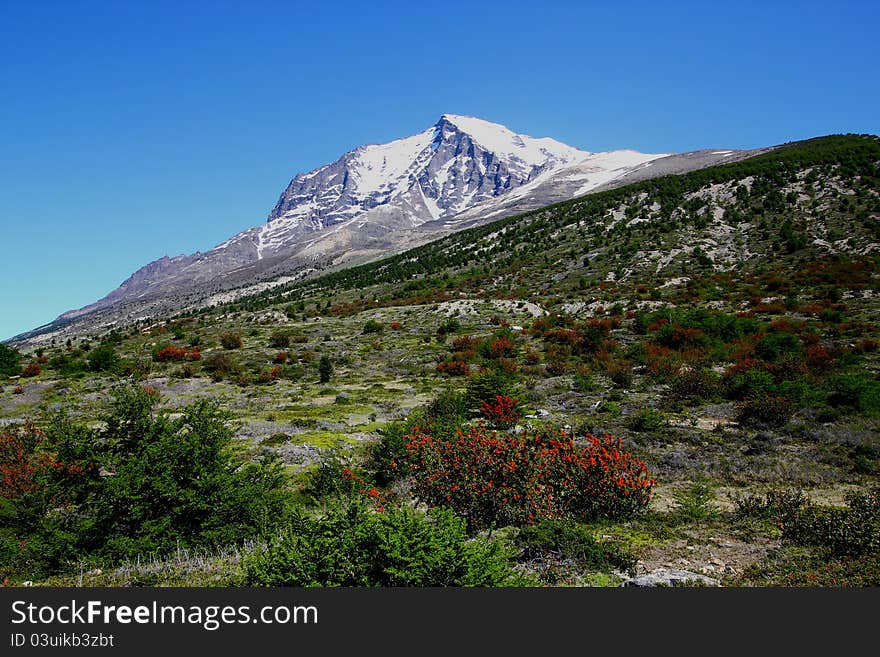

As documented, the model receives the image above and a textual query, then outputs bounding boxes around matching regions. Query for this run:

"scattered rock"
[621,569,720,587]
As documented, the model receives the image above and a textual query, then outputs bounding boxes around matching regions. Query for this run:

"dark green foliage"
[735,394,794,428]
[318,355,333,383]
[437,318,461,336]
[243,502,525,586]
[755,332,801,362]
[733,489,810,522]
[2,386,290,576]
[514,519,637,577]
[0,344,21,376]
[368,389,469,485]
[727,368,775,400]
[202,352,237,380]
[86,344,121,373]
[91,387,289,558]
[829,373,880,414]
[782,488,880,557]
[301,452,360,503]
[362,319,384,334]
[268,331,290,348]
[422,388,470,438]
[465,369,515,409]
[671,481,720,521]
[668,369,721,404]
[625,408,666,433]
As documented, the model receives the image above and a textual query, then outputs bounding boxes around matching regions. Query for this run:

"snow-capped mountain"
[209,114,662,263]
[13,114,755,344]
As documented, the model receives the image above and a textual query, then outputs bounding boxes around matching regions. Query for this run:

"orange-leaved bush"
[480,395,521,428]
[404,426,654,532]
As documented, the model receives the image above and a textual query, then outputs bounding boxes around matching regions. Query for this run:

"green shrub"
[437,318,461,337]
[0,345,22,377]
[268,331,290,348]
[726,367,775,400]
[87,344,121,373]
[829,373,880,414]
[318,355,333,383]
[301,453,361,503]
[733,489,809,522]
[202,352,237,380]
[669,369,721,404]
[626,408,666,433]
[672,480,720,521]
[0,386,291,578]
[755,332,801,362]
[48,353,86,377]
[362,319,384,334]
[782,488,880,557]
[736,394,794,428]
[514,519,637,578]
[243,502,525,586]
[220,332,243,349]
[465,369,515,409]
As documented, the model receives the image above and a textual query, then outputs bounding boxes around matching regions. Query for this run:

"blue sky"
[1,0,878,341]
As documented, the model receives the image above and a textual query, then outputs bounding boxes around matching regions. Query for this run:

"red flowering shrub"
[154,345,201,362]
[259,366,282,383]
[487,336,515,359]
[645,343,681,380]
[523,348,540,365]
[543,329,581,347]
[154,346,187,362]
[436,360,471,377]
[22,364,41,377]
[451,335,477,360]
[0,424,89,504]
[405,426,654,531]
[0,424,53,499]
[480,395,522,428]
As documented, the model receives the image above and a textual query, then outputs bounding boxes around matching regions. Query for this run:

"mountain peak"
[435,113,590,167]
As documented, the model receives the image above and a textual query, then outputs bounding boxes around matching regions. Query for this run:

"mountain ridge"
[9,115,765,345]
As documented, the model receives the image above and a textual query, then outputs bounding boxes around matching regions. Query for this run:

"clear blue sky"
[1,0,878,341]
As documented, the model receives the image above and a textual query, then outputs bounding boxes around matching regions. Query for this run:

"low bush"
[243,502,525,586]
[436,360,470,377]
[220,332,243,350]
[480,395,522,429]
[514,519,637,577]
[735,394,794,428]
[829,373,880,414]
[625,408,665,433]
[465,369,516,409]
[669,369,721,404]
[671,480,720,521]
[0,345,21,377]
[362,319,384,334]
[782,487,880,557]
[268,332,290,349]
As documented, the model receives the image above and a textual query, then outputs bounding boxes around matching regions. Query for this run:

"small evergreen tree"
[318,355,333,383]
[0,344,21,376]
